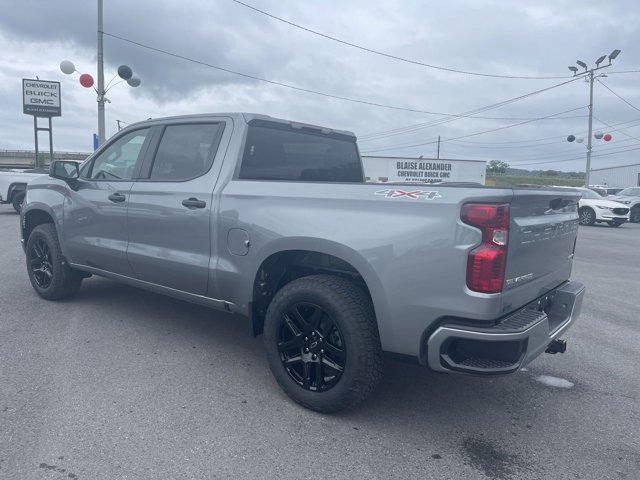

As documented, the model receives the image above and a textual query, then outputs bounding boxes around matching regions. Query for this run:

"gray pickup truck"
[20,113,585,412]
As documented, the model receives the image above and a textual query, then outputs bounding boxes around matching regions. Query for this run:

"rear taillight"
[461,203,510,294]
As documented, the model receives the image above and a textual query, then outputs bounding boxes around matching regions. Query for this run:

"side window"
[149,124,222,181]
[88,129,150,180]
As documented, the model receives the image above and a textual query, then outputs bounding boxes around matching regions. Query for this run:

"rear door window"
[239,125,363,182]
[149,123,223,181]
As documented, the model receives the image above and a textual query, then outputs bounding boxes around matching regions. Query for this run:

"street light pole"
[567,49,620,186]
[585,70,595,185]
[97,0,106,145]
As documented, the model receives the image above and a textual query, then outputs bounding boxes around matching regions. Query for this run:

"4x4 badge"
[375,189,441,200]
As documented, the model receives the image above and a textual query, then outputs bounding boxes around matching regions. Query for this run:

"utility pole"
[436,135,441,159]
[585,70,595,185]
[97,0,106,145]
[567,49,620,186]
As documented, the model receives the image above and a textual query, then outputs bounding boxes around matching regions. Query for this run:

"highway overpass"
[0,149,90,168]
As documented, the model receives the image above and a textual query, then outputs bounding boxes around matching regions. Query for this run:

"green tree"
[487,160,509,175]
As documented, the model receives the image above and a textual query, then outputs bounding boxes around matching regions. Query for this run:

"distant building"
[0,149,89,168]
[361,156,486,184]
[589,163,640,187]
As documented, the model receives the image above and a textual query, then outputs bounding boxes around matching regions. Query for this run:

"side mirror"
[50,160,80,181]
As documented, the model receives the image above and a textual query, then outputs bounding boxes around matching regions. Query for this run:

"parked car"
[20,113,585,412]
[0,168,49,213]
[576,188,630,227]
[587,186,608,197]
[608,187,640,222]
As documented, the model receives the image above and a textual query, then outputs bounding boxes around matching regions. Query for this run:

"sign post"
[22,79,61,168]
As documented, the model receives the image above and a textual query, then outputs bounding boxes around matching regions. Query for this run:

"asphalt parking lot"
[1,205,638,480]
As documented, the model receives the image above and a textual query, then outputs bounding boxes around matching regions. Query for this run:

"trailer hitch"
[545,338,567,354]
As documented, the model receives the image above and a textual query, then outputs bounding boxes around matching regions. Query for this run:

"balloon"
[117,65,133,80]
[60,60,76,74]
[576,137,584,143]
[594,131,604,139]
[127,76,141,87]
[79,73,94,88]
[567,135,575,142]
[603,133,612,141]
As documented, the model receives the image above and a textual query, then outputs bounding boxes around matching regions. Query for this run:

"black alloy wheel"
[25,223,83,300]
[278,302,346,392]
[29,237,53,289]
[264,275,382,412]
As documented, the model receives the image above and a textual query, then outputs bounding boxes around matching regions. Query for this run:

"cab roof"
[126,113,356,138]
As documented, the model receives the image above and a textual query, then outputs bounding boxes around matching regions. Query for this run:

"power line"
[103,31,580,120]
[449,117,640,146]
[593,115,640,142]
[358,78,584,141]
[607,70,640,75]
[361,106,587,153]
[104,31,584,122]
[596,78,640,113]
[446,139,563,150]
[447,137,639,161]
[512,144,640,167]
[444,120,640,151]
[498,137,640,162]
[230,0,572,80]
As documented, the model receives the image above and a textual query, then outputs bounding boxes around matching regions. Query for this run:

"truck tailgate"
[504,188,580,297]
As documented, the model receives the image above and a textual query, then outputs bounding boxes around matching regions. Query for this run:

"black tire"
[12,192,25,213]
[607,221,623,227]
[25,223,83,300]
[579,207,596,226]
[263,274,382,413]
[630,206,640,223]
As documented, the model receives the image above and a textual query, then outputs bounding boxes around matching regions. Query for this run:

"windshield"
[580,188,602,199]
[619,188,640,196]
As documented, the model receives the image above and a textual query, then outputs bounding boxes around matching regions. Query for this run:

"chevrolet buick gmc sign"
[22,79,61,117]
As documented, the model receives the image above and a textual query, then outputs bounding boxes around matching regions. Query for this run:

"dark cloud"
[0,0,638,171]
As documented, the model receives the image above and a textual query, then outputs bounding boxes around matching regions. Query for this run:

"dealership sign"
[22,79,61,117]
[395,160,454,183]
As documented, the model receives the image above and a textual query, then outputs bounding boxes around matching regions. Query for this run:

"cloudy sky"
[0,0,638,171]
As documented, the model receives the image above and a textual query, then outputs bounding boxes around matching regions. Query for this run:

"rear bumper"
[426,281,585,374]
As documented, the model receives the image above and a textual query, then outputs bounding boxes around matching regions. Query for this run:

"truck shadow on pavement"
[69,276,581,480]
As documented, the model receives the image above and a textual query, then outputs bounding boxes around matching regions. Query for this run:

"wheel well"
[23,209,55,242]
[7,183,27,202]
[251,250,373,336]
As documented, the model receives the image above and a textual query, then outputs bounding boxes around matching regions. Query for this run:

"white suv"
[577,188,630,227]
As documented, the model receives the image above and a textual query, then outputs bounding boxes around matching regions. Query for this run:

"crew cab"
[20,113,585,412]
